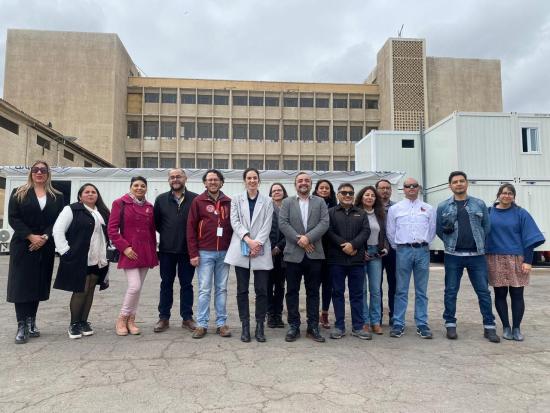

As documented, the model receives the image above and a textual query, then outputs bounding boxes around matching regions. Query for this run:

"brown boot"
[320,311,330,329]
[115,314,129,336]
[127,314,141,335]
[371,324,383,335]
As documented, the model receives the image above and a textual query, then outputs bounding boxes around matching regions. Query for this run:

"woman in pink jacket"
[108,176,158,336]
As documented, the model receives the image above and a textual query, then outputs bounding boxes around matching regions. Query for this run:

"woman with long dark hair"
[53,183,110,339]
[355,185,387,335]
[7,160,64,344]
[314,179,337,328]
[486,183,545,341]
[108,176,158,336]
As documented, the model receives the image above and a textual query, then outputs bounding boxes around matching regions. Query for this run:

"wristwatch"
[42,234,49,241]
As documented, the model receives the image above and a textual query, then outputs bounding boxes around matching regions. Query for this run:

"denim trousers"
[235,266,269,322]
[364,245,383,326]
[196,250,229,329]
[393,245,430,328]
[158,252,195,321]
[443,253,496,328]
[285,256,322,328]
[331,264,364,331]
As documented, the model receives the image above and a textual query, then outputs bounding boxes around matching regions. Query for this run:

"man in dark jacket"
[326,183,371,340]
[153,169,198,333]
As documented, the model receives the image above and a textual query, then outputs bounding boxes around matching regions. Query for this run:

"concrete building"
[3,29,502,170]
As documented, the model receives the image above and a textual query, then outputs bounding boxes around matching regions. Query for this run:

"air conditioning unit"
[0,228,13,254]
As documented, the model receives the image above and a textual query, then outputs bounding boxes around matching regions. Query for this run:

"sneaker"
[68,322,82,339]
[351,327,373,340]
[416,325,433,339]
[390,325,405,338]
[79,321,94,336]
[330,328,345,339]
[502,327,513,340]
[484,328,501,343]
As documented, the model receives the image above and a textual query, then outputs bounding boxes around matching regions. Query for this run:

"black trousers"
[320,259,332,311]
[380,246,396,321]
[235,266,269,322]
[285,256,322,328]
[267,254,285,316]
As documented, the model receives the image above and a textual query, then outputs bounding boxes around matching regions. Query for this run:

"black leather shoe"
[273,315,285,328]
[241,321,251,343]
[446,326,458,340]
[306,326,326,343]
[15,321,29,344]
[267,315,277,328]
[285,326,300,342]
[26,317,40,338]
[255,322,266,342]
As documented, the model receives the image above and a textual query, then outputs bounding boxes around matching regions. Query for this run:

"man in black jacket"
[326,183,371,340]
[153,169,198,332]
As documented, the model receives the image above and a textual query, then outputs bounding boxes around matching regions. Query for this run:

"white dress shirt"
[298,196,309,231]
[386,198,436,249]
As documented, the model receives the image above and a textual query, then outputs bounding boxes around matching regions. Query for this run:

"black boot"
[241,321,251,342]
[306,325,326,343]
[273,315,285,328]
[15,321,29,344]
[26,317,40,338]
[267,314,276,328]
[255,321,266,343]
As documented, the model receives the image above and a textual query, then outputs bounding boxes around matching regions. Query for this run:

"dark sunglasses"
[403,184,419,189]
[339,191,355,197]
[31,167,48,174]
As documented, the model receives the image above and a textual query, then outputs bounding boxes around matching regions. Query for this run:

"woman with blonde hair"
[7,160,64,344]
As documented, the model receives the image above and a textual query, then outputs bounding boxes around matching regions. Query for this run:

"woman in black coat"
[7,160,64,344]
[53,183,110,339]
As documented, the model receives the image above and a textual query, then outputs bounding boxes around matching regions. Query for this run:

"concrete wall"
[374,39,394,130]
[426,57,502,127]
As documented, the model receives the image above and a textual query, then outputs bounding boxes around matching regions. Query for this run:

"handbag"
[107,201,126,263]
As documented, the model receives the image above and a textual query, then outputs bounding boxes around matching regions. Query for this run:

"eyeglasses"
[169,175,184,180]
[339,191,355,197]
[403,184,419,189]
[31,167,48,174]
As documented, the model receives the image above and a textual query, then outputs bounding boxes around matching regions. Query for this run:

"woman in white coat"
[225,168,273,342]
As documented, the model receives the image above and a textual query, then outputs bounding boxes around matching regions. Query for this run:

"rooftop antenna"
[398,24,404,38]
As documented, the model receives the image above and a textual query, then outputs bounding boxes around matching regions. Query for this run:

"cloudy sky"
[1,0,549,113]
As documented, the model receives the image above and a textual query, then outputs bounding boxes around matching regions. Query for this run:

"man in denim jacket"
[436,171,499,343]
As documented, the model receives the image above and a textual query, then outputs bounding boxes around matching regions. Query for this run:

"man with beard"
[153,169,198,333]
[278,172,329,342]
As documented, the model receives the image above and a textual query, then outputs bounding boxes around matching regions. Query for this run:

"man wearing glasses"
[326,183,372,340]
[153,169,198,333]
[386,177,436,339]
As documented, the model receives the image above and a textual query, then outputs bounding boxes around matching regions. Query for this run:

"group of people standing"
[6,161,544,346]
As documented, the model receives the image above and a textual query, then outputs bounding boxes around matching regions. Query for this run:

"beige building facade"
[3,29,503,170]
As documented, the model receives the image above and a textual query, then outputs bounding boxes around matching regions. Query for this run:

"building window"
[402,139,415,148]
[283,159,298,170]
[333,160,348,171]
[144,122,159,139]
[249,159,263,169]
[161,93,177,104]
[144,92,159,103]
[284,125,298,142]
[84,161,93,167]
[233,158,247,169]
[333,98,348,109]
[161,122,177,139]
[0,115,19,135]
[265,159,279,170]
[197,158,211,169]
[265,125,279,142]
[160,158,176,168]
[233,124,247,140]
[366,126,378,134]
[143,157,158,168]
[300,160,313,170]
[300,125,314,142]
[316,160,329,171]
[265,96,279,106]
[350,126,363,142]
[214,158,228,169]
[316,98,329,108]
[214,123,229,140]
[180,157,195,168]
[37,135,50,150]
[233,95,248,106]
[127,121,141,139]
[350,160,355,170]
[366,99,378,109]
[249,124,263,140]
[197,122,212,139]
[181,122,196,139]
[63,150,74,161]
[181,93,196,104]
[198,94,212,105]
[522,127,540,153]
[300,98,314,107]
[126,157,140,168]
[350,99,363,109]
[214,94,229,105]
[316,126,329,142]
[249,96,264,106]
[283,97,298,107]
[333,126,347,142]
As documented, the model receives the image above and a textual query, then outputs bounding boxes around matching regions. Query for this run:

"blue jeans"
[443,254,496,328]
[158,252,195,320]
[393,245,430,328]
[196,250,229,329]
[331,264,364,331]
[363,246,382,326]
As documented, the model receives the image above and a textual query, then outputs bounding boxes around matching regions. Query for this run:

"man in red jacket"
[187,169,233,338]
